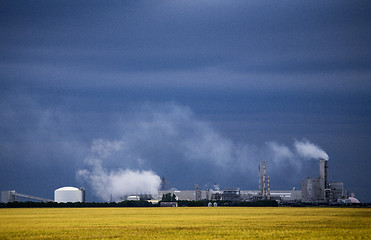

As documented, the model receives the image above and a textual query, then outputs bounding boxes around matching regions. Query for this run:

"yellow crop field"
[0,207,370,239]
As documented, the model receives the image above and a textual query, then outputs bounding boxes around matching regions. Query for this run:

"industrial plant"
[302,159,342,203]
[1,158,360,205]
[157,158,358,204]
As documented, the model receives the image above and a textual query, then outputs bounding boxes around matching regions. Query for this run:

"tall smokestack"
[262,162,266,198]
[267,176,270,200]
[319,158,329,189]
[319,158,329,201]
[258,164,262,195]
[324,160,328,190]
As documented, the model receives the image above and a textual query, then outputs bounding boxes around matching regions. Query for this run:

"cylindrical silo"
[54,187,84,203]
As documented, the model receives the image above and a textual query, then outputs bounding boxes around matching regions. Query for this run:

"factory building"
[157,189,301,202]
[301,178,323,202]
[158,190,206,201]
[1,191,17,203]
[301,159,344,203]
[1,190,53,203]
[240,190,301,202]
[329,182,344,200]
[222,188,241,201]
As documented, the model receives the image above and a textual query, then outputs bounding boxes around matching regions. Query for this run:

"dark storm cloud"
[0,1,370,201]
[1,1,370,83]
[2,0,370,115]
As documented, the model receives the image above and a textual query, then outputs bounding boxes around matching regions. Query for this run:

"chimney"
[267,176,270,200]
[319,158,329,189]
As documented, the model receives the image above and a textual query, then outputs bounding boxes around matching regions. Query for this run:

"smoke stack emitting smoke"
[76,103,329,201]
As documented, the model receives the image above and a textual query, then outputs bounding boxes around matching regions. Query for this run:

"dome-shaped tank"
[54,187,84,203]
[348,197,360,204]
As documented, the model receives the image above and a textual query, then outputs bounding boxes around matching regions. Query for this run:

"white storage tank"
[54,187,84,203]
[127,195,140,201]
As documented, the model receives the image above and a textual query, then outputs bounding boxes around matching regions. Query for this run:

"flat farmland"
[0,207,370,239]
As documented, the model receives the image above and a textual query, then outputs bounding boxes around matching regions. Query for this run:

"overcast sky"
[1,1,370,202]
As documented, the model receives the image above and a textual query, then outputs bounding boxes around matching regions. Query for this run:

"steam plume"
[77,139,161,202]
[294,139,329,160]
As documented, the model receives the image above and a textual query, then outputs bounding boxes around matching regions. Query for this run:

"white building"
[54,187,85,203]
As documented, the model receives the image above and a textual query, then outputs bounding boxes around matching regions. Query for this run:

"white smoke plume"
[77,138,161,202]
[90,139,125,158]
[123,103,238,168]
[264,140,329,176]
[265,141,298,167]
[294,139,329,160]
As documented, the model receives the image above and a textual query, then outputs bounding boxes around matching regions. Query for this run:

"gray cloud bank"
[1,1,370,95]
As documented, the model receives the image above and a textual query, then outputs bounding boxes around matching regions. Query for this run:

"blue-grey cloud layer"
[1,0,370,201]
